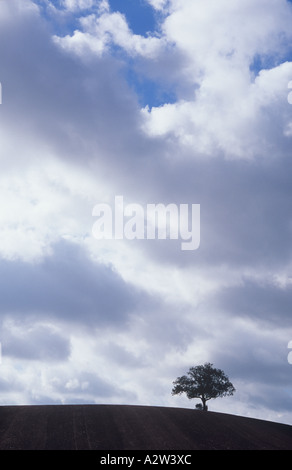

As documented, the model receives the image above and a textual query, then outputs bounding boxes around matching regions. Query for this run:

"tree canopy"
[172,362,236,411]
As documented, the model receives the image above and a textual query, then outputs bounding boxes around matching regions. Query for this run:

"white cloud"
[146,0,169,11]
[47,0,109,13]
[54,10,163,58]
[61,0,95,11]
[141,61,292,158]
[163,0,292,61]
[0,153,107,262]
[140,0,292,159]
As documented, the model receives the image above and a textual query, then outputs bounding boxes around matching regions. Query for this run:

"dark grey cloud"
[0,240,142,328]
[0,1,146,169]
[1,324,71,362]
[102,342,148,369]
[216,277,292,327]
[247,383,292,414]
[123,154,292,272]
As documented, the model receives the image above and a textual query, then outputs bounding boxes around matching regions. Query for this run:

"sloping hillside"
[0,404,291,450]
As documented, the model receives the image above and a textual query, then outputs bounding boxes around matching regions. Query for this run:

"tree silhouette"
[172,362,235,411]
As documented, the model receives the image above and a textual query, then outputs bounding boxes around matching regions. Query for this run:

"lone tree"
[172,362,235,411]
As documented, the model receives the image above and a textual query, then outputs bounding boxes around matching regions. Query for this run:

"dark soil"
[0,404,291,450]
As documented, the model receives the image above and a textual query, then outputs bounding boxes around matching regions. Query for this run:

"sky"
[0,0,292,425]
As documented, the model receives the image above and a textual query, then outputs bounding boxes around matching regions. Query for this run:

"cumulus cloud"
[146,0,169,11]
[53,8,163,58]
[141,0,292,158]
[61,0,96,11]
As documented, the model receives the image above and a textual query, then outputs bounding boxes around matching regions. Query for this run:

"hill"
[0,404,291,450]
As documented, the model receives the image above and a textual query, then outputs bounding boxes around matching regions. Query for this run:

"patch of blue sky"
[249,2,292,75]
[108,0,158,36]
[250,46,292,78]
[250,54,280,75]
[105,40,176,108]
[126,68,176,108]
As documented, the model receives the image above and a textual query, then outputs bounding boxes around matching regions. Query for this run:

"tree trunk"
[201,397,208,411]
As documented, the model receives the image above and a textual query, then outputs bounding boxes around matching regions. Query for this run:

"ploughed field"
[0,404,291,450]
